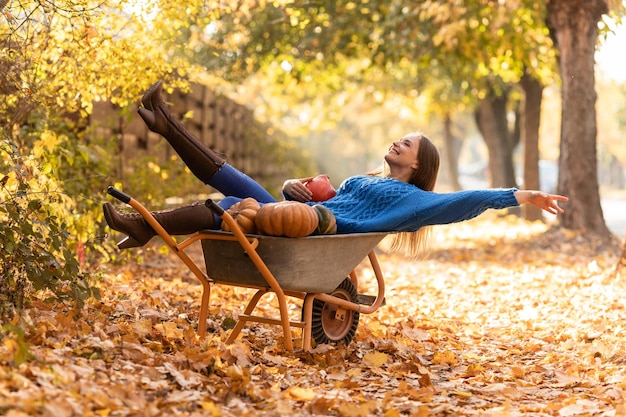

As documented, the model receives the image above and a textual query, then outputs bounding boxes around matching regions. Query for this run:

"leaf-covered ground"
[2,214,625,417]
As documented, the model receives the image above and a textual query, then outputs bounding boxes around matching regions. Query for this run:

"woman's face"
[385,135,420,171]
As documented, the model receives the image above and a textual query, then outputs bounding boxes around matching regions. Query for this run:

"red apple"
[305,174,336,202]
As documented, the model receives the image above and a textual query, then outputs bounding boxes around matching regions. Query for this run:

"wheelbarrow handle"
[107,186,131,204]
[205,199,224,215]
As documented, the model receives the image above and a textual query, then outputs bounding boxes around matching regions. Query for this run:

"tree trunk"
[547,0,610,234]
[520,72,544,222]
[474,89,518,189]
[442,112,462,191]
[615,239,626,278]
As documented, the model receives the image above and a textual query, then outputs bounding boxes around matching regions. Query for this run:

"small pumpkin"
[221,198,261,234]
[313,204,337,235]
[255,201,318,238]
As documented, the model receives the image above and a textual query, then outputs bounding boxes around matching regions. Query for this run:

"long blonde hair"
[373,133,440,258]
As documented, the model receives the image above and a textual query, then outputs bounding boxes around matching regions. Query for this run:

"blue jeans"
[210,164,278,225]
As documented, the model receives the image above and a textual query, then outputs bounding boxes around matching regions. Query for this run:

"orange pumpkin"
[255,201,318,237]
[221,198,261,234]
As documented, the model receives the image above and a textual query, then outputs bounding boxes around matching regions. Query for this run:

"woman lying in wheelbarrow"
[103,81,568,254]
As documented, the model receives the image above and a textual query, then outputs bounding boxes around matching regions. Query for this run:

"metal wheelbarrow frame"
[107,187,388,351]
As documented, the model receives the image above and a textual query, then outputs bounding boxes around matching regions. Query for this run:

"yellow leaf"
[155,322,183,339]
[226,364,250,384]
[432,350,458,366]
[287,386,316,401]
[3,339,19,355]
[41,162,52,175]
[363,351,389,368]
[385,409,401,417]
[366,320,387,337]
[200,401,221,416]
[132,320,153,338]
[33,131,61,157]
[338,401,378,417]
[411,405,432,417]
[3,329,29,366]
[511,365,526,377]
[465,363,485,376]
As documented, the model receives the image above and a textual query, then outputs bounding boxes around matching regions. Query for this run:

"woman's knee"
[217,196,242,210]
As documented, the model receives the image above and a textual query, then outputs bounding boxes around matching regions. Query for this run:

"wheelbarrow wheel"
[308,278,360,346]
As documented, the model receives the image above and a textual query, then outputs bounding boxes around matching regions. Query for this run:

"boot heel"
[117,236,145,250]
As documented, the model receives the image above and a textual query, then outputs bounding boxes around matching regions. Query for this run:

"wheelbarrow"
[107,187,388,352]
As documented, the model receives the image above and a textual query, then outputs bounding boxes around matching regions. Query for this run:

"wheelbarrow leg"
[276,291,295,351]
[166,238,214,338]
[226,289,267,345]
[225,288,294,351]
[302,294,316,351]
[197,281,211,338]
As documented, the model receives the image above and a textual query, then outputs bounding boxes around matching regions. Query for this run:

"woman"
[103,81,568,252]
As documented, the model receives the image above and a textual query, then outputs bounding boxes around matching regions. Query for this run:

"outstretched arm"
[514,190,568,215]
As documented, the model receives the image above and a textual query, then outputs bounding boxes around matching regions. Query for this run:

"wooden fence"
[90,82,304,197]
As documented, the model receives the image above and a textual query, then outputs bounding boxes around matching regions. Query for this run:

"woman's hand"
[514,190,569,215]
[282,177,313,202]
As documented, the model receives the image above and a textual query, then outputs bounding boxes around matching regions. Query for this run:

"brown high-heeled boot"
[103,201,215,249]
[137,80,225,184]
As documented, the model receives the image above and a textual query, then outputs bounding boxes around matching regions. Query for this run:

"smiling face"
[384,134,421,178]
[384,132,440,190]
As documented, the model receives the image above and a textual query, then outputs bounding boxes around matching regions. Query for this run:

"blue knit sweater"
[308,175,519,234]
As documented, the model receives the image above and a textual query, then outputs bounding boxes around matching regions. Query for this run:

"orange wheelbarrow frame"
[107,187,388,352]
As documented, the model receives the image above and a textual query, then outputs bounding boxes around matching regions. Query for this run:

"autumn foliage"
[1,1,626,415]
[1,214,624,416]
